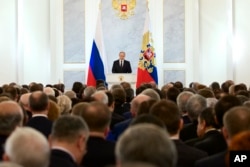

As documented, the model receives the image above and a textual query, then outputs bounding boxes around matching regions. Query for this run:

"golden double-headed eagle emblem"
[112,0,136,19]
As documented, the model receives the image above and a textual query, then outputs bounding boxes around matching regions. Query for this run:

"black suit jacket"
[195,151,227,167]
[106,118,132,142]
[110,112,125,130]
[26,116,53,138]
[173,139,208,167]
[186,130,227,155]
[112,60,132,73]
[180,120,198,141]
[49,149,79,167]
[81,136,116,167]
[0,135,8,161]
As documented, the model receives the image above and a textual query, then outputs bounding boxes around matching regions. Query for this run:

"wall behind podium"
[102,0,147,74]
[3,0,250,89]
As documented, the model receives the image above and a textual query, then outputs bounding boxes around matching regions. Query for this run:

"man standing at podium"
[112,51,132,73]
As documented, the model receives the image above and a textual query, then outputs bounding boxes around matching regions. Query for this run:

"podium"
[106,74,136,89]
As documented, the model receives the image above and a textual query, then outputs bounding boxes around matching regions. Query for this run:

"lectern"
[106,74,136,89]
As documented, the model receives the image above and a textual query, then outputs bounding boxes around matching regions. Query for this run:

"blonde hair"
[57,95,72,115]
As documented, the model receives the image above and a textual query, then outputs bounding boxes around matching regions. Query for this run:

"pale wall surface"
[1,0,250,89]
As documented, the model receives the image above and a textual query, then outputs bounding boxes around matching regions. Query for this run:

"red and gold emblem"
[112,0,136,19]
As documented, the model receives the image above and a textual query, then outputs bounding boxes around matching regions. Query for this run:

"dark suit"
[182,114,191,125]
[110,112,125,130]
[112,60,132,73]
[195,151,227,167]
[0,135,8,161]
[26,116,53,138]
[180,120,198,141]
[49,149,79,167]
[186,130,227,155]
[106,118,132,142]
[173,140,208,167]
[81,136,116,167]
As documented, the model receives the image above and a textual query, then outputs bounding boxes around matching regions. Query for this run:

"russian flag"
[87,11,107,87]
[136,9,158,88]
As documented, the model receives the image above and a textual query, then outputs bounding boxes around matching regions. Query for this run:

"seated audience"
[26,91,52,138]
[19,93,32,122]
[236,94,249,104]
[195,106,250,167]
[78,101,116,167]
[225,130,250,167]
[112,88,127,116]
[3,127,50,167]
[49,115,89,167]
[130,114,165,129]
[43,87,55,97]
[0,101,23,160]
[57,95,72,115]
[150,100,208,167]
[71,102,90,117]
[29,83,43,92]
[53,83,65,94]
[214,95,241,129]
[82,86,96,102]
[105,91,125,129]
[180,94,207,141]
[176,91,194,124]
[123,87,134,113]
[166,86,180,103]
[115,124,177,167]
[137,99,157,116]
[3,86,18,101]
[47,100,60,122]
[186,107,227,155]
[107,94,151,141]
[141,88,161,101]
[71,81,84,99]
[197,88,215,98]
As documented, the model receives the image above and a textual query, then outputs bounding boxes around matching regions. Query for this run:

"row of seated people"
[0,79,250,167]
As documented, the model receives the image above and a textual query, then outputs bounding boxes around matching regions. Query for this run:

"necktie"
[120,61,123,67]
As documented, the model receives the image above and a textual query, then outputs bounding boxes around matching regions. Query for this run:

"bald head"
[80,101,111,132]
[19,93,31,110]
[131,94,151,115]
[0,101,23,135]
[29,91,49,112]
[91,91,108,105]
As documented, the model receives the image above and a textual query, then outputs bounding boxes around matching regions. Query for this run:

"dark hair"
[4,86,17,100]
[150,100,180,135]
[210,82,220,90]
[105,91,114,107]
[166,87,180,103]
[137,99,157,115]
[136,85,147,96]
[199,107,217,128]
[214,95,241,128]
[29,84,43,92]
[112,88,126,105]
[125,88,134,103]
[72,82,83,95]
[53,83,65,93]
[51,115,88,142]
[130,114,165,129]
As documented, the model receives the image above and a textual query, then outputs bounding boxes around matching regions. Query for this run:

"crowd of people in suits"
[0,79,250,167]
